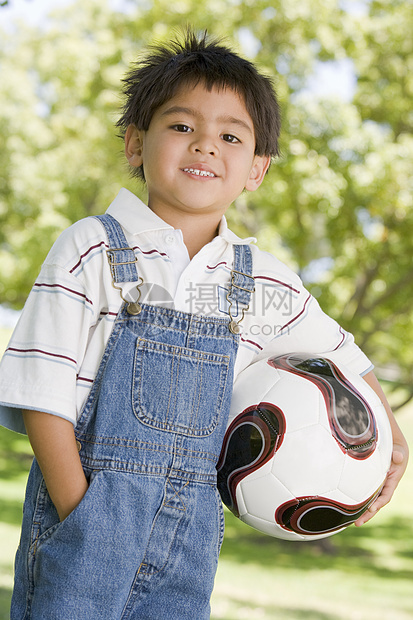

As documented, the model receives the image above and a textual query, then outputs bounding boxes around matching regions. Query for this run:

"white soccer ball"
[217,353,393,541]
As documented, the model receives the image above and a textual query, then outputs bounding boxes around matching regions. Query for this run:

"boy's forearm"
[23,410,88,521]
[362,370,408,448]
[356,370,409,526]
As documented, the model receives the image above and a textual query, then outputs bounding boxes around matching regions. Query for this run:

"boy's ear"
[245,155,271,192]
[125,124,144,168]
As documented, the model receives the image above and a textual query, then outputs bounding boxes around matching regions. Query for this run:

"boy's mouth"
[182,167,217,178]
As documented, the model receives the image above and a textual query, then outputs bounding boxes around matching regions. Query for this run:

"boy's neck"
[182,219,220,259]
[150,206,222,259]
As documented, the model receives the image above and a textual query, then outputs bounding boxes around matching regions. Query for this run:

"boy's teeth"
[184,168,215,177]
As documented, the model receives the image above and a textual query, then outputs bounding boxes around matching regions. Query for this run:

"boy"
[0,31,408,619]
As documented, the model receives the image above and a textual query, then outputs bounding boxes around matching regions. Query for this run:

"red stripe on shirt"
[333,327,346,350]
[206,261,229,270]
[6,347,77,365]
[33,283,93,306]
[70,241,108,273]
[132,245,168,258]
[240,337,263,350]
[280,293,312,331]
[254,275,300,294]
[70,242,168,275]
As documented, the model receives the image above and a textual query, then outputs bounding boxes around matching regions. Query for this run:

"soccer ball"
[217,353,393,541]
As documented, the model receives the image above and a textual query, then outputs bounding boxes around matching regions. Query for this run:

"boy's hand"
[354,370,409,527]
[355,443,408,527]
[23,410,89,522]
[55,476,89,522]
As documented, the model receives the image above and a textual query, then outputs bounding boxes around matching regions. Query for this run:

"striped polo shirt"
[0,188,372,433]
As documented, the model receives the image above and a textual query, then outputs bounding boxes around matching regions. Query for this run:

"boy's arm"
[23,410,89,522]
[355,371,409,526]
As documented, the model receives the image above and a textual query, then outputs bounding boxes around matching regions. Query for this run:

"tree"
[0,0,411,406]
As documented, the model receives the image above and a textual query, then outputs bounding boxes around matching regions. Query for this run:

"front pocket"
[29,470,96,557]
[133,338,230,436]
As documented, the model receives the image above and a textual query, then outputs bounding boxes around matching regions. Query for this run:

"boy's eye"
[222,134,240,144]
[171,124,192,133]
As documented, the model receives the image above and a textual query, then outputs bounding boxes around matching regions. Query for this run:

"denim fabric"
[12,215,253,620]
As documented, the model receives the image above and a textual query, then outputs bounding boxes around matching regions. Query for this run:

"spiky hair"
[117,30,281,180]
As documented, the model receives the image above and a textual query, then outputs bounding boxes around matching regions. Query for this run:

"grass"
[0,328,412,619]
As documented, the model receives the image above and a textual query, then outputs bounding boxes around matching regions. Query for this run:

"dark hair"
[117,30,281,180]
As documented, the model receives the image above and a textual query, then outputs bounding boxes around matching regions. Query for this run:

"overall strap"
[95,213,139,284]
[95,213,143,315]
[226,244,255,334]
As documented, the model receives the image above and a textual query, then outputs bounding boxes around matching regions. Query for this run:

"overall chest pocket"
[132,338,230,436]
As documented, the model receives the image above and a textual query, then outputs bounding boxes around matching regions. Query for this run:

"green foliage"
[0,0,412,404]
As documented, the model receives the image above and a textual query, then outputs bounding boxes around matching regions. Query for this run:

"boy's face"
[125,83,270,225]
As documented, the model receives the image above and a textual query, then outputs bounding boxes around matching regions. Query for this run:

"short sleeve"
[0,223,104,434]
[255,292,373,375]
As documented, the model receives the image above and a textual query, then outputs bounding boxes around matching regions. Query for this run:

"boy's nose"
[191,134,218,156]
[195,145,216,155]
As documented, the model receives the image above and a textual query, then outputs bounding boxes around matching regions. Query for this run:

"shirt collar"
[107,188,257,245]
[217,215,257,245]
[106,188,173,235]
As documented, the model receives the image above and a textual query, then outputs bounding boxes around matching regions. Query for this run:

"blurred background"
[0,0,412,618]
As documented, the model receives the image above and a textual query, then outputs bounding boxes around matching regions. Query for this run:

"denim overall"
[12,214,254,620]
